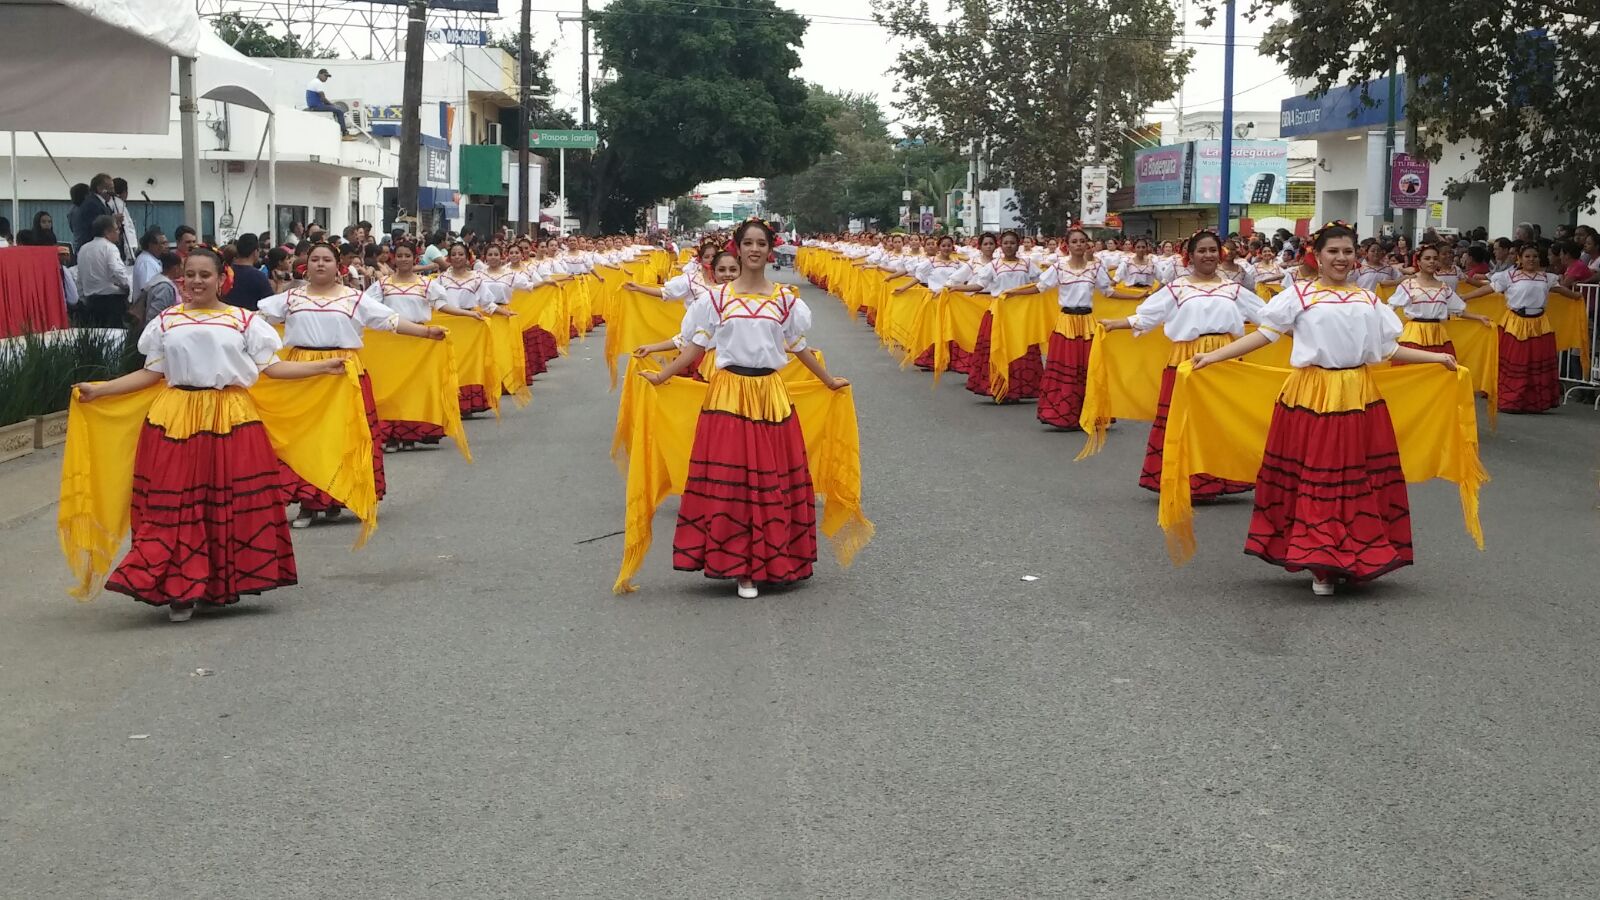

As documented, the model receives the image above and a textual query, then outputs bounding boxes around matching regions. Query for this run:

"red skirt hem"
[1243,399,1413,582]
[1497,330,1560,412]
[671,406,818,584]
[1037,331,1091,428]
[108,419,297,606]
[459,383,492,415]
[965,313,1042,401]
[1138,366,1254,496]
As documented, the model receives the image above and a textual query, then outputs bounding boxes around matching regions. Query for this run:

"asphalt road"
[2,269,1598,899]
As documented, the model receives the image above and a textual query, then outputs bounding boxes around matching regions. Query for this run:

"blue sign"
[1279,74,1407,138]
[1190,140,1289,205]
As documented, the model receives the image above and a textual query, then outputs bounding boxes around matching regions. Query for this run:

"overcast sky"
[511,1,1295,129]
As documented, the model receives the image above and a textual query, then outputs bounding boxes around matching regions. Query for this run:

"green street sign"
[529,129,599,150]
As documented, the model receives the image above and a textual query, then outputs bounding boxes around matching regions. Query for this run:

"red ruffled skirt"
[106,386,296,606]
[965,311,1042,401]
[672,368,818,584]
[1244,367,1412,582]
[522,325,555,380]
[1498,313,1560,412]
[377,420,445,444]
[1036,312,1093,428]
[459,383,491,416]
[280,350,385,512]
[1139,335,1254,497]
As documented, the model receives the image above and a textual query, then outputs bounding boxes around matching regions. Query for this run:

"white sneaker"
[737,580,758,599]
[168,604,194,622]
[1311,577,1335,596]
[291,512,314,529]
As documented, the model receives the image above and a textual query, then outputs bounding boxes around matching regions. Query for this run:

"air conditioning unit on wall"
[332,99,370,131]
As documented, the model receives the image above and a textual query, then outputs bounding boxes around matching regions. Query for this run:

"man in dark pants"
[75,215,130,327]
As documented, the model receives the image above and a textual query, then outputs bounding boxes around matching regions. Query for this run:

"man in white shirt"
[76,215,130,328]
[304,68,353,139]
[129,228,167,300]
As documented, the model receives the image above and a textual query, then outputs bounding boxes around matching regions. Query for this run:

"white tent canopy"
[0,0,200,134]
[194,29,273,115]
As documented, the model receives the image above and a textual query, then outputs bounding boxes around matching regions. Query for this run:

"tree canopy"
[874,0,1189,231]
[673,196,713,232]
[765,87,969,233]
[1231,0,1600,212]
[581,0,834,233]
[211,13,335,58]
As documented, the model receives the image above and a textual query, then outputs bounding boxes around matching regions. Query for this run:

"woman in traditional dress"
[893,235,973,371]
[1116,238,1158,290]
[479,243,536,304]
[1189,222,1458,596]
[631,250,741,359]
[1460,243,1582,412]
[429,243,507,416]
[1354,240,1403,293]
[261,243,445,528]
[951,230,1042,401]
[639,219,848,599]
[73,249,348,622]
[1099,230,1260,496]
[1217,239,1257,291]
[366,242,482,451]
[1389,244,1492,359]
[1007,228,1144,428]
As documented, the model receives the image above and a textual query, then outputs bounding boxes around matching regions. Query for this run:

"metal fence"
[1560,283,1600,408]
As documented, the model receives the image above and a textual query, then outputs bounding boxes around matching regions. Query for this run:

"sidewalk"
[0,446,63,528]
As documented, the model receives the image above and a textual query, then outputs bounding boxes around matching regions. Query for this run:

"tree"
[874,0,1189,231]
[583,0,834,233]
[764,88,970,232]
[673,196,713,232]
[1225,0,1600,212]
[211,13,335,58]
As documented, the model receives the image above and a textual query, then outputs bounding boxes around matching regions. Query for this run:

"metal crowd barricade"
[1560,282,1600,408]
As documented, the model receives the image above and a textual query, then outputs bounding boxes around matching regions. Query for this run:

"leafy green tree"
[765,88,969,232]
[1226,0,1600,211]
[875,0,1189,231]
[673,196,713,232]
[584,0,834,234]
[211,13,335,58]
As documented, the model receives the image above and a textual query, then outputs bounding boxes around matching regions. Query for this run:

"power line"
[513,2,1268,49]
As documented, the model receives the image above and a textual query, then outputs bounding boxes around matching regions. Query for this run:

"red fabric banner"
[0,246,69,336]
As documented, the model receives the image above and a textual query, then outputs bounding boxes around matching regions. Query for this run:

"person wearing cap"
[305,68,352,138]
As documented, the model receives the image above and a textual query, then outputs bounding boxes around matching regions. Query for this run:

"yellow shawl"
[58,363,378,599]
[1157,360,1488,565]
[360,331,471,461]
[613,356,873,594]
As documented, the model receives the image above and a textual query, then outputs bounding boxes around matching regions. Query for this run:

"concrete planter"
[34,411,70,449]
[0,420,35,463]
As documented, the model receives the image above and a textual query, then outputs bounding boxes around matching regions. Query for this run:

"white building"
[691,178,765,228]
[1280,75,1599,240]
[3,38,550,248]
[4,36,393,247]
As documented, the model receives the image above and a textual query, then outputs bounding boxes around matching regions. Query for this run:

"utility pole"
[1400,69,1418,245]
[1382,57,1398,237]
[397,0,427,236]
[1216,0,1236,235]
[518,0,532,235]
[580,0,592,127]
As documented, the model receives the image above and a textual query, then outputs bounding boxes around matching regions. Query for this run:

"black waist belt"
[1410,317,1445,323]
[1512,308,1545,318]
[295,346,351,351]
[1060,307,1093,315]
[724,365,776,377]
[173,384,222,392]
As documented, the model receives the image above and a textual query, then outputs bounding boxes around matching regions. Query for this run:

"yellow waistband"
[1277,366,1382,413]
[704,368,794,423]
[146,385,261,439]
